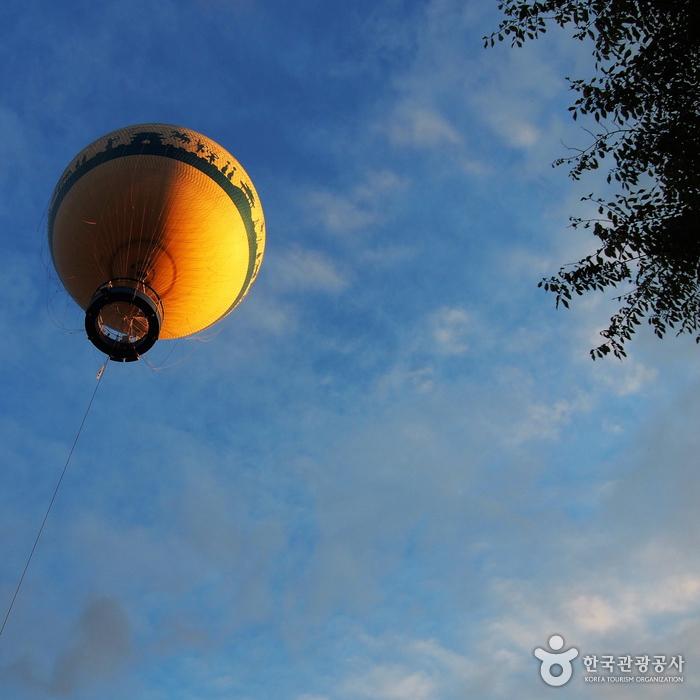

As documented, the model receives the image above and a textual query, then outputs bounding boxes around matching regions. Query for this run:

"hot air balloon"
[48,124,265,361]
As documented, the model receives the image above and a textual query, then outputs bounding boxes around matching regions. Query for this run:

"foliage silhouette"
[486,0,699,358]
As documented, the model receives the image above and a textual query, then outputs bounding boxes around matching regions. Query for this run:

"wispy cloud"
[1,1,699,699]
[344,665,436,700]
[306,189,376,235]
[384,102,462,148]
[269,247,348,293]
[511,392,592,443]
[305,169,407,236]
[431,306,471,355]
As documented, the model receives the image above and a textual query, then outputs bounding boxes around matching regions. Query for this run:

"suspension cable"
[0,358,109,637]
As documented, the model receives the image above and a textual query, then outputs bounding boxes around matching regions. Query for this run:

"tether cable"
[0,359,109,637]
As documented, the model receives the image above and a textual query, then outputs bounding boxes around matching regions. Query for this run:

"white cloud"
[565,594,623,634]
[227,291,298,337]
[324,555,700,700]
[484,539,700,654]
[598,358,658,397]
[338,636,477,700]
[511,392,592,442]
[431,306,471,355]
[460,155,492,176]
[0,105,36,214]
[469,85,544,151]
[307,189,376,234]
[407,639,475,681]
[344,665,436,700]
[566,574,700,635]
[270,247,347,293]
[353,169,408,202]
[305,168,406,235]
[464,31,574,159]
[359,244,417,268]
[491,114,540,149]
[377,364,435,394]
[384,103,462,148]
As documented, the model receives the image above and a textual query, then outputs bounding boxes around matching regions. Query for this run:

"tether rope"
[0,358,109,637]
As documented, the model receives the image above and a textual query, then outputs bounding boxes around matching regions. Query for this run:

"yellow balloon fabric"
[49,124,265,340]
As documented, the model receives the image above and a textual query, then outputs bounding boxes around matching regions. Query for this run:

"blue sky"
[1,1,699,698]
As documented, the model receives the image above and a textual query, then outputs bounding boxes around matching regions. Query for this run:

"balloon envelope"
[49,124,265,359]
